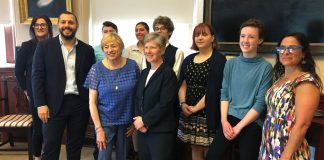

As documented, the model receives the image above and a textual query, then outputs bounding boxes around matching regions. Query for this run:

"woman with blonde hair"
[84,33,140,160]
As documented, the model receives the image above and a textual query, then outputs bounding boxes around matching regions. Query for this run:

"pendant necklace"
[107,59,122,91]
[115,81,118,90]
[114,71,119,90]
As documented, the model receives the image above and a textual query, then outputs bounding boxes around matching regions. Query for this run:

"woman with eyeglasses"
[259,32,322,160]
[15,15,53,160]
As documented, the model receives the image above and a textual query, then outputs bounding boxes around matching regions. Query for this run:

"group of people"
[14,10,322,160]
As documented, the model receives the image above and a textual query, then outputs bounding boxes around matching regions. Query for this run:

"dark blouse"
[15,39,37,105]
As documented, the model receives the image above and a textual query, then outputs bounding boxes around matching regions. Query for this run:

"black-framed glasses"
[275,46,303,54]
[154,26,167,32]
[33,23,48,29]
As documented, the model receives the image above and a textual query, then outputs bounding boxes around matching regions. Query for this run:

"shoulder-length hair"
[273,32,322,89]
[191,23,218,51]
[29,15,53,42]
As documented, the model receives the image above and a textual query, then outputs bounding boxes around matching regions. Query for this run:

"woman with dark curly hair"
[15,15,53,160]
[259,32,322,160]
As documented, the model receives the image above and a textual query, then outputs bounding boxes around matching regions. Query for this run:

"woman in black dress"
[177,23,226,160]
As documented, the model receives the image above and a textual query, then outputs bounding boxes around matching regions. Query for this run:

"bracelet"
[95,126,102,131]
[179,102,186,107]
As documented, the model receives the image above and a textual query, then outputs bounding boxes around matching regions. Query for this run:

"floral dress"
[259,73,321,160]
[178,58,213,146]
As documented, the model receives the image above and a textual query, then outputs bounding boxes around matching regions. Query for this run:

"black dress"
[178,58,213,146]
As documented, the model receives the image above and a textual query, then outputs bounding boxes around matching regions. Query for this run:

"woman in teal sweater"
[206,19,273,160]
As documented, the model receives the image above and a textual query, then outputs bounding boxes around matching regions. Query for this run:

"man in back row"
[93,21,118,62]
[32,11,95,160]
[153,16,184,78]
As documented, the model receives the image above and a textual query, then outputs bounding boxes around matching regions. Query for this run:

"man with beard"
[32,11,95,160]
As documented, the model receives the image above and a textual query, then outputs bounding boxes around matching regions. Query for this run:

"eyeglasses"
[33,23,48,29]
[275,46,303,54]
[154,26,167,32]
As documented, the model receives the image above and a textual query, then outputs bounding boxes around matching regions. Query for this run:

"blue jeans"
[98,124,131,160]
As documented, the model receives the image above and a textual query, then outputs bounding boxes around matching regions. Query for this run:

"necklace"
[105,58,124,91]
[111,68,122,91]
[115,72,119,90]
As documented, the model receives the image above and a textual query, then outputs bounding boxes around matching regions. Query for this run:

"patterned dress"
[178,58,213,146]
[259,73,321,160]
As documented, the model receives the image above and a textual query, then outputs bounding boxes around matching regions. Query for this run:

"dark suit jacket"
[15,39,38,105]
[32,36,95,117]
[135,63,178,133]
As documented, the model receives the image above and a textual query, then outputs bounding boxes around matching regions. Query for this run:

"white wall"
[13,0,202,54]
[0,0,11,24]
[89,0,198,56]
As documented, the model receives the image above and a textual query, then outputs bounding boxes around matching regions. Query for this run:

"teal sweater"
[221,55,273,126]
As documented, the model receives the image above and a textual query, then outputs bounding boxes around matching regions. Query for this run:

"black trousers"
[138,131,175,160]
[206,115,262,160]
[29,99,43,157]
[42,95,89,160]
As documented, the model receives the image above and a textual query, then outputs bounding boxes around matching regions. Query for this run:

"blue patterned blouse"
[84,59,140,125]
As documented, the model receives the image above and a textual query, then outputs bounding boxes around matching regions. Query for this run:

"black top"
[15,39,37,105]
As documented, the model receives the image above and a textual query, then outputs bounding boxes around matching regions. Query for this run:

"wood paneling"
[0,65,29,115]
[318,94,324,111]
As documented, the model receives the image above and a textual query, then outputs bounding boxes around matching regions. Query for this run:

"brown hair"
[191,23,218,50]
[153,16,174,38]
[240,18,264,40]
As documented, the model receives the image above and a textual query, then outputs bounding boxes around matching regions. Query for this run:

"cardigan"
[179,50,226,131]
[15,40,37,105]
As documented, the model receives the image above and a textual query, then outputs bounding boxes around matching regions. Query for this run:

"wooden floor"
[0,142,94,160]
[0,142,315,160]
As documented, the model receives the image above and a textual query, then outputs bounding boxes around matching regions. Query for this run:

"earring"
[301,59,306,64]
